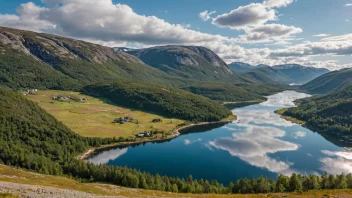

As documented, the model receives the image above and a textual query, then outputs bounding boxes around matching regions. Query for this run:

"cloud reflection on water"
[210,125,299,175]
[88,148,128,165]
[320,150,352,174]
[209,91,311,175]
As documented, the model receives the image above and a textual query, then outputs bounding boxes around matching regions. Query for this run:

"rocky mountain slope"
[0,26,176,90]
[121,46,245,82]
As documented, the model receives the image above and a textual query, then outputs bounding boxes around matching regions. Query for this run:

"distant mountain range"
[229,62,329,85]
[228,62,267,73]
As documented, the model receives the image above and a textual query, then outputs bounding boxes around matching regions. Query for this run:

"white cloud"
[263,0,295,8]
[199,10,216,21]
[271,34,352,58]
[313,34,330,37]
[239,24,302,42]
[344,3,352,7]
[212,3,276,30]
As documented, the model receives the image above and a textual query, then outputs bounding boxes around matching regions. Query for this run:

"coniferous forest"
[283,85,352,134]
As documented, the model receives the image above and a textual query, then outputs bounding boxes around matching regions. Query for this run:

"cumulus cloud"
[199,10,216,21]
[212,3,276,30]
[239,24,302,42]
[211,0,300,43]
[344,3,352,7]
[313,34,330,37]
[270,39,352,57]
[263,0,295,8]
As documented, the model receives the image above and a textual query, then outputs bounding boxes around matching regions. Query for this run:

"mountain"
[228,62,268,73]
[241,64,329,85]
[242,66,291,84]
[282,85,352,134]
[123,45,246,82]
[300,68,352,94]
[0,26,178,90]
[0,26,274,102]
[272,64,329,85]
[228,62,255,73]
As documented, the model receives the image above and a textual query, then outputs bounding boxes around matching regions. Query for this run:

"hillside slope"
[123,46,246,82]
[82,79,232,122]
[242,66,291,84]
[300,68,352,94]
[282,85,352,134]
[0,26,177,90]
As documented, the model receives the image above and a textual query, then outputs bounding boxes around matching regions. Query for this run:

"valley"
[0,24,352,197]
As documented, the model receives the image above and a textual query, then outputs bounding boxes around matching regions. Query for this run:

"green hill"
[300,68,352,94]
[281,85,352,134]
[123,45,246,83]
[82,79,232,122]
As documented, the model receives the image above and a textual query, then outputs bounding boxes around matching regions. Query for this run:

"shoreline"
[79,118,235,160]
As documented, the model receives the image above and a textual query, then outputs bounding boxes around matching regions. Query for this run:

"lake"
[87,91,352,185]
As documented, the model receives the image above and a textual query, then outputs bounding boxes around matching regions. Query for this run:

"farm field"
[26,90,185,138]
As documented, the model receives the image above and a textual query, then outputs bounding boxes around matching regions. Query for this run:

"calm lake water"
[88,91,352,185]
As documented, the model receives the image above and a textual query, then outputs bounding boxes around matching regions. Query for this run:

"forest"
[81,79,232,122]
[283,85,352,134]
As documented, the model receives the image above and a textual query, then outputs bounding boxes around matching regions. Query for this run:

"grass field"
[1,165,352,197]
[26,90,185,138]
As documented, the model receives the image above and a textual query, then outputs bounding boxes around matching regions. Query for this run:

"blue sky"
[0,0,351,69]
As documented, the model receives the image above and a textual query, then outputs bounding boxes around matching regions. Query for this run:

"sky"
[0,0,351,70]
